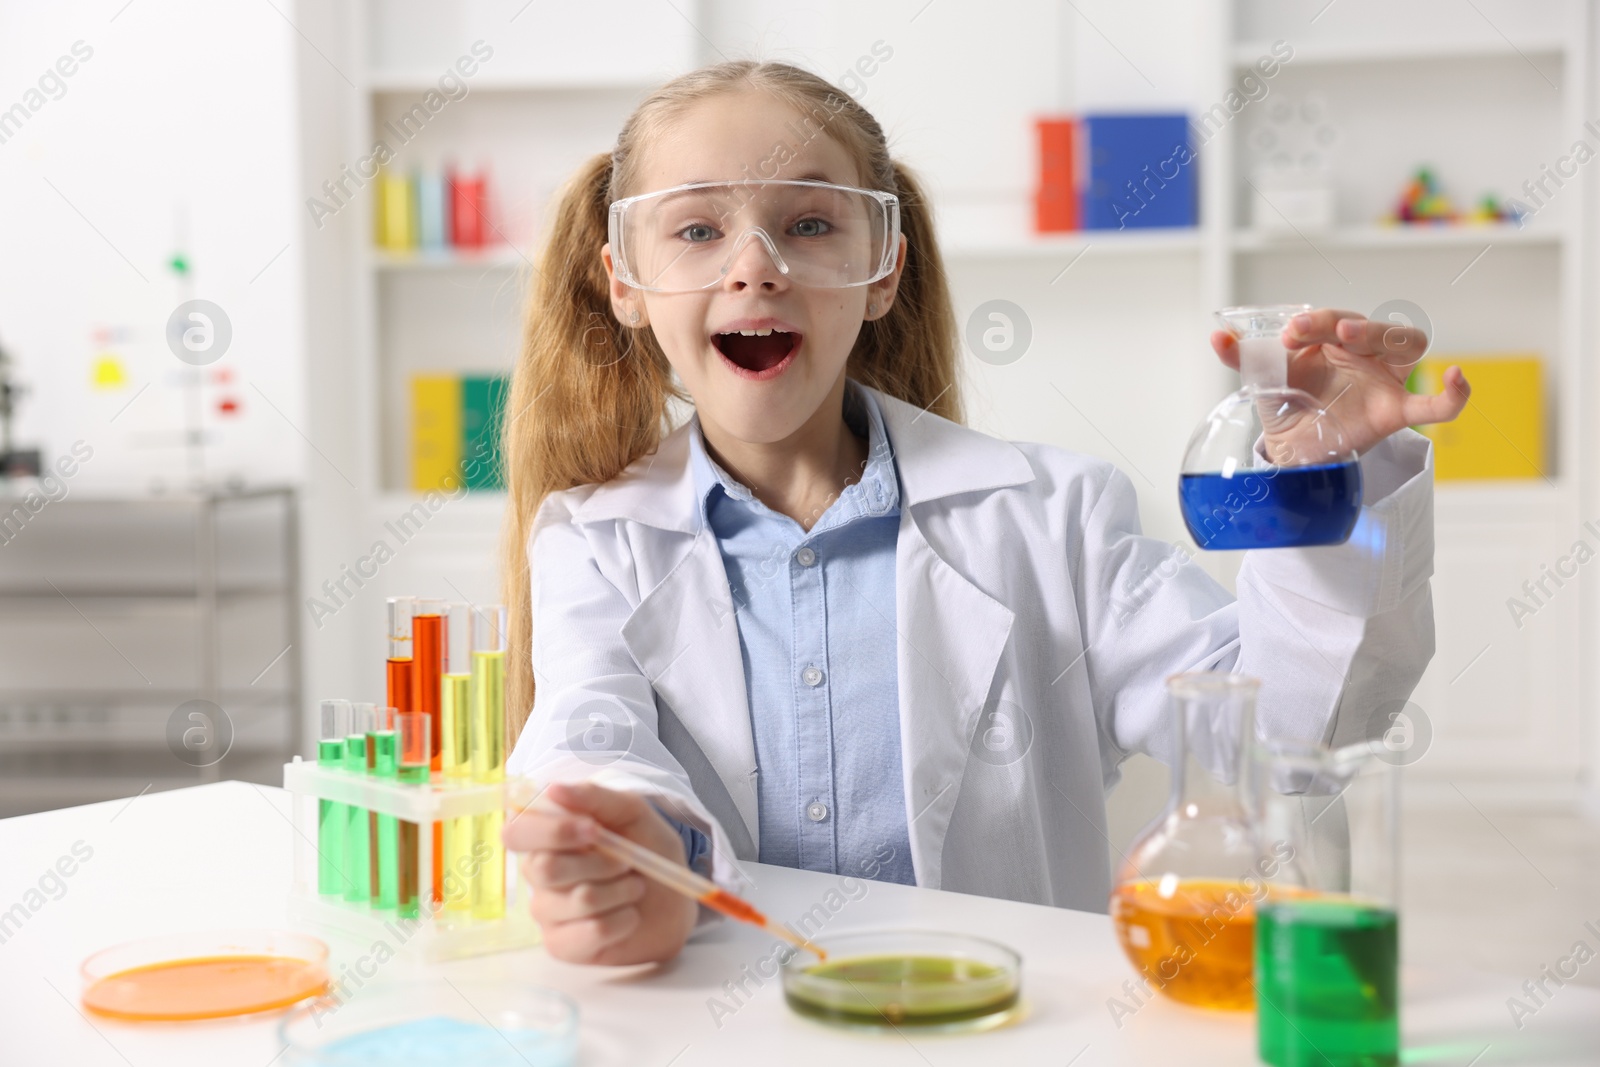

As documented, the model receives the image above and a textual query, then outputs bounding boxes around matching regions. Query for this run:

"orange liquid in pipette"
[702,888,827,961]
[82,955,328,1021]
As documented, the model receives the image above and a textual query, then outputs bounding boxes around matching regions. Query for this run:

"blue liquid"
[1179,462,1362,550]
[317,1016,574,1066]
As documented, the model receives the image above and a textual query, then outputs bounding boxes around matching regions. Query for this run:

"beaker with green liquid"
[1251,738,1400,1067]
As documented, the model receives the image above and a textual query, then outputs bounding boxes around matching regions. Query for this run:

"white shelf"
[1232,38,1569,68]
[943,227,1202,259]
[366,71,659,94]
[371,247,530,271]
[1232,223,1558,252]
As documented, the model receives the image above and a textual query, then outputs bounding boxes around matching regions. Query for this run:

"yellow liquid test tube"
[469,604,507,920]
[440,603,474,916]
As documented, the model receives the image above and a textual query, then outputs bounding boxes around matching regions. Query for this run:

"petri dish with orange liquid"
[81,929,329,1022]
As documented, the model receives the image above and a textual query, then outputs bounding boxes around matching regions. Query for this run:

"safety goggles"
[607,179,900,293]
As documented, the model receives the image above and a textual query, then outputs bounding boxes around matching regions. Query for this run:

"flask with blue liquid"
[1179,305,1363,551]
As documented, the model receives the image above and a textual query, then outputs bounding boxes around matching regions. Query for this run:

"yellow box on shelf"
[1408,355,1544,481]
[411,375,461,492]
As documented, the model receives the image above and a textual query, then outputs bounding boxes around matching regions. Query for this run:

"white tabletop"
[1,782,1596,1065]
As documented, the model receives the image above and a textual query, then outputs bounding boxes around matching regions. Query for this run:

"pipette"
[506,779,826,962]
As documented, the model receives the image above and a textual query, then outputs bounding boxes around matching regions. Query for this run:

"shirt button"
[795,546,817,567]
[801,665,824,687]
[807,802,828,822]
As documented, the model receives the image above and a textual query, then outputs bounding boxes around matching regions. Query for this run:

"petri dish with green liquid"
[781,930,1021,1033]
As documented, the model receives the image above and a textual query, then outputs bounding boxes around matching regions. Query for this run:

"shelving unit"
[0,488,301,816]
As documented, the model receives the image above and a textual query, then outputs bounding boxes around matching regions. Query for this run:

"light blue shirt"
[677,379,916,886]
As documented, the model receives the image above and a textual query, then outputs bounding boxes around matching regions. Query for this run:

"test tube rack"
[282,757,541,962]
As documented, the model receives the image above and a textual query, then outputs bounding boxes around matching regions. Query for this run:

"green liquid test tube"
[313,703,348,895]
[1256,897,1399,1067]
[396,712,430,919]
[344,703,374,904]
[470,604,507,921]
[317,700,350,896]
[370,706,400,912]
[440,603,474,916]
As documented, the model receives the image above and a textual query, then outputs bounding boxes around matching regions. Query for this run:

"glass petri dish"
[781,929,1022,1033]
[279,980,577,1067]
[81,929,329,1022]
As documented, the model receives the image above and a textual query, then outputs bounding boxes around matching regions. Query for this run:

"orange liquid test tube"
[413,599,446,906]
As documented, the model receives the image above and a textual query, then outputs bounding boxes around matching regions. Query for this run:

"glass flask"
[1110,672,1266,1011]
[1251,739,1399,1067]
[1180,304,1363,550]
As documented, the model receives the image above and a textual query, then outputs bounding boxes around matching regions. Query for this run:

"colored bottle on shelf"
[343,703,375,905]
[448,166,489,248]
[413,599,446,906]
[440,603,475,917]
[470,604,508,920]
[317,700,350,897]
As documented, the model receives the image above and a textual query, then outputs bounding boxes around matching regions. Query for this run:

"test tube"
[414,598,446,906]
[344,703,375,904]
[317,700,350,897]
[370,705,400,912]
[470,604,507,920]
[440,603,474,916]
[396,712,431,920]
[387,596,416,717]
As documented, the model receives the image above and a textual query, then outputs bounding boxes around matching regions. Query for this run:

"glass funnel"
[1110,672,1266,1011]
[1251,739,1399,1067]
[1179,304,1363,550]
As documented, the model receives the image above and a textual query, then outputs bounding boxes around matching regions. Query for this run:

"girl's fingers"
[546,901,643,956]
[1210,329,1241,368]
[502,805,596,853]
[533,872,648,924]
[520,846,630,889]
[1399,365,1470,427]
[1283,308,1364,350]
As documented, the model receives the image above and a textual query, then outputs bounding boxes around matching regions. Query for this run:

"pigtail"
[499,151,678,743]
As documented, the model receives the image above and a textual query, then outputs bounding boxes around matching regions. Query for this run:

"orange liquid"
[1110,879,1258,1010]
[82,955,328,1021]
[702,888,828,962]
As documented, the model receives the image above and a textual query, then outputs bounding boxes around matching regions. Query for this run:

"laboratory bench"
[1,781,1596,1065]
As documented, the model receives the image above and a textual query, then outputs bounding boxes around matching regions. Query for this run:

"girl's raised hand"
[1209,307,1471,458]
[503,780,699,966]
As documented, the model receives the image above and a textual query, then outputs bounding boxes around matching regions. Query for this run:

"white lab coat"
[506,382,1435,915]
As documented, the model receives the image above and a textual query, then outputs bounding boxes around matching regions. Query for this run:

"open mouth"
[712,327,801,378]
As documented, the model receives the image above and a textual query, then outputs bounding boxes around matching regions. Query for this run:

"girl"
[500,60,1467,966]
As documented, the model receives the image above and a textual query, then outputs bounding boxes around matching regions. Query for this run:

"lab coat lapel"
[873,388,1031,890]
[894,512,1015,889]
[619,525,761,852]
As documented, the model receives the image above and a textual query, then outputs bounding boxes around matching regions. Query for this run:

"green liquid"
[371,730,399,911]
[396,762,428,919]
[1256,899,1399,1067]
[784,955,1018,1028]
[317,740,346,895]
[343,734,370,903]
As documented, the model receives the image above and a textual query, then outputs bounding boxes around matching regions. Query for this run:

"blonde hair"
[500,59,963,741]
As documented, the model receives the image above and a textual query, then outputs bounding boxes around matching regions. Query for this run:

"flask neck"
[1167,684,1257,813]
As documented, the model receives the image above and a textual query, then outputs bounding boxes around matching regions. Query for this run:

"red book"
[449,169,488,247]
[1035,117,1078,233]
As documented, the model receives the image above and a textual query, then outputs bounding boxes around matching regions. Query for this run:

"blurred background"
[0,0,1595,984]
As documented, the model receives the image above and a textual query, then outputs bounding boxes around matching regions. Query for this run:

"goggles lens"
[609,180,899,292]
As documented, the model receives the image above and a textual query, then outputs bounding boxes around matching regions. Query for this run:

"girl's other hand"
[1209,307,1470,457]
[503,780,699,965]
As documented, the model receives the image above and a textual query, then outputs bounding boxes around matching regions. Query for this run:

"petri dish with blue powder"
[280,980,576,1067]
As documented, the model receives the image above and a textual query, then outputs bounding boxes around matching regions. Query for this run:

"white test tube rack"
[282,756,542,962]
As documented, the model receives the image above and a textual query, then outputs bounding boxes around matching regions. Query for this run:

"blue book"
[1081,114,1196,230]
[416,170,447,250]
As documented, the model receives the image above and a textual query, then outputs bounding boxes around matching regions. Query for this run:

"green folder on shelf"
[411,373,507,492]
